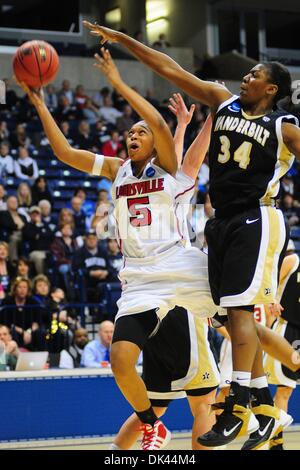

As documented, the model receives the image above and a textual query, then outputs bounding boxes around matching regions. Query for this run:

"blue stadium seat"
[293,240,300,253]
[290,226,300,240]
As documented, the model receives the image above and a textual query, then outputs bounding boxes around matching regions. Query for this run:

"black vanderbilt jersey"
[279,254,300,328]
[209,95,298,217]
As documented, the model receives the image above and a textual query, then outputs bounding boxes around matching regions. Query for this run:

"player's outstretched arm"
[169,93,212,179]
[83,21,232,110]
[93,49,177,175]
[16,81,121,180]
[168,93,195,166]
[181,114,212,180]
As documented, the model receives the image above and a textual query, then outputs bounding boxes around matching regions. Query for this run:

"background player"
[264,239,300,450]
[83,22,300,447]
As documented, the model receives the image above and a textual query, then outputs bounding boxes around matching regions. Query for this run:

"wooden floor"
[2,426,300,451]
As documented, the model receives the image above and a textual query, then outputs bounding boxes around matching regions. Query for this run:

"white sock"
[108,443,122,450]
[232,371,251,387]
[250,376,268,389]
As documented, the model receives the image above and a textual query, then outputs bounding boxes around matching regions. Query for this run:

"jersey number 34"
[218,135,253,169]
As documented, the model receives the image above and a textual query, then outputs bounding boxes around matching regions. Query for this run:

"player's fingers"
[168,105,177,114]
[189,104,196,115]
[169,97,177,108]
[82,20,96,30]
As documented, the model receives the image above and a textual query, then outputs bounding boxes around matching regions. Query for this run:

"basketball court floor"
[2,426,300,450]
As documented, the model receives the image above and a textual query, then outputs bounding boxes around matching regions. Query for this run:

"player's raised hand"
[168,93,195,127]
[93,49,121,85]
[83,20,118,45]
[14,76,45,108]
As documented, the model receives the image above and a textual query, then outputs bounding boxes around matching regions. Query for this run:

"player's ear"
[266,83,278,98]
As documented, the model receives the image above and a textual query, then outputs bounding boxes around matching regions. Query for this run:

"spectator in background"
[32,274,51,306]
[72,229,110,303]
[49,287,77,332]
[60,121,74,146]
[281,175,294,198]
[38,199,56,233]
[2,79,18,111]
[83,98,102,125]
[81,321,114,368]
[31,176,53,205]
[14,257,34,281]
[0,184,7,211]
[281,193,300,227]
[107,238,123,281]
[50,222,79,288]
[0,325,19,370]
[153,33,171,48]
[0,277,39,350]
[59,327,89,369]
[116,104,135,133]
[73,187,95,218]
[14,146,39,181]
[0,324,19,370]
[58,79,74,105]
[70,196,87,236]
[22,205,54,274]
[73,121,93,150]
[99,95,122,125]
[44,84,58,110]
[92,120,110,152]
[74,84,89,109]
[0,121,10,143]
[17,182,32,221]
[0,142,14,179]
[57,208,76,235]
[10,124,31,149]
[0,196,26,262]
[56,96,81,122]
[0,242,14,298]
[102,130,124,157]
[92,86,110,109]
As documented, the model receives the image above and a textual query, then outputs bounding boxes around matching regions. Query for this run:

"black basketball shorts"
[205,206,288,308]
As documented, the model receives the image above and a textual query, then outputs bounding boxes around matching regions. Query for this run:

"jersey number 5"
[218,135,253,169]
[127,197,152,227]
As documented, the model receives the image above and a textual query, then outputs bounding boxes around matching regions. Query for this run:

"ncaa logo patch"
[263,116,270,122]
[228,102,241,113]
[146,166,155,177]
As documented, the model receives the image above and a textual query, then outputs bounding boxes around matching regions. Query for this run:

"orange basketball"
[13,40,59,88]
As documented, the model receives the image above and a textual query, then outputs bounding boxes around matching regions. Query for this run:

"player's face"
[126,123,154,161]
[240,64,273,106]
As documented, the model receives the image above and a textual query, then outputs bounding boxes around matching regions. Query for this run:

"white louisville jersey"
[111,159,194,258]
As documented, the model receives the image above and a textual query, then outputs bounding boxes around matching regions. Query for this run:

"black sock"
[135,406,158,427]
[251,387,274,406]
[229,381,250,406]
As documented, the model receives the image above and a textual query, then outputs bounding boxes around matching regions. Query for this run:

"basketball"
[12,40,59,88]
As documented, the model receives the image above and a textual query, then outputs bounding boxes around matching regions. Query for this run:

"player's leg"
[187,389,217,450]
[256,323,300,374]
[274,385,293,413]
[268,386,293,451]
[111,310,171,450]
[110,407,168,450]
